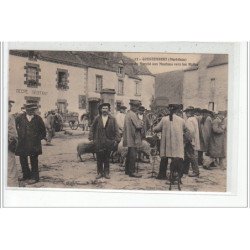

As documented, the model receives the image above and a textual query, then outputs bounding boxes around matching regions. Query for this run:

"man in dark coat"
[89,103,120,179]
[15,103,46,184]
[123,100,143,178]
[207,111,226,169]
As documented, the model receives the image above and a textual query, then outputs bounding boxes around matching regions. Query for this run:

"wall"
[182,69,200,108]
[9,55,87,116]
[87,68,155,112]
[183,65,228,111]
[207,64,228,111]
[155,71,183,107]
[87,67,118,100]
[182,54,228,111]
[139,75,155,110]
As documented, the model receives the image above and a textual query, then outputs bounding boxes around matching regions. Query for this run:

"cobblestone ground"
[16,129,227,192]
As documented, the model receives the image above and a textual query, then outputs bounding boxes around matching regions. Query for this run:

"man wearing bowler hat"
[89,102,120,179]
[15,101,46,184]
[123,99,143,178]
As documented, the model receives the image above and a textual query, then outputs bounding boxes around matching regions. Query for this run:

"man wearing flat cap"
[8,99,19,187]
[15,102,46,184]
[89,102,121,179]
[123,100,143,178]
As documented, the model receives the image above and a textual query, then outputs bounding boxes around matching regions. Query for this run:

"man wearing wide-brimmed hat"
[89,102,120,179]
[123,99,143,178]
[15,102,46,184]
[183,106,200,177]
[8,99,19,187]
[153,104,186,179]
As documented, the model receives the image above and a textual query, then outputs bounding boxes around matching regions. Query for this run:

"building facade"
[155,54,228,111]
[9,51,88,117]
[9,51,155,122]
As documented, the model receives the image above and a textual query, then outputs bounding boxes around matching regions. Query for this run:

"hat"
[168,104,183,111]
[129,99,141,107]
[138,106,146,111]
[120,105,127,110]
[218,111,226,116]
[98,102,111,110]
[25,103,38,110]
[201,109,209,113]
[194,108,202,114]
[183,106,195,112]
[26,99,37,104]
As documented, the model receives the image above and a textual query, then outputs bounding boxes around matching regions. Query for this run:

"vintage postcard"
[2,42,247,207]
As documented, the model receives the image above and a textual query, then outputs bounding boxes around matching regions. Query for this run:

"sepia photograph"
[6,46,229,192]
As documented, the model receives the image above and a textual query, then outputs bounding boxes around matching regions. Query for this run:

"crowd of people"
[7,97,227,187]
[88,100,227,181]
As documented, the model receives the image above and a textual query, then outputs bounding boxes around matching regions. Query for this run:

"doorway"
[89,100,100,124]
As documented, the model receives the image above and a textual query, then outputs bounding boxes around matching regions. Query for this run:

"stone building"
[9,51,155,122]
[155,54,228,111]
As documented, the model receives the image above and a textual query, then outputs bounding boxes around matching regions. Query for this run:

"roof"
[207,54,228,67]
[10,50,153,79]
[184,64,199,72]
[10,50,84,68]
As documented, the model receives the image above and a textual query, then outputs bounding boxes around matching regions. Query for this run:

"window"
[135,81,141,96]
[24,63,41,87]
[56,69,69,90]
[118,66,123,74]
[56,99,68,114]
[210,78,216,100]
[28,51,38,61]
[79,95,87,109]
[117,79,124,95]
[95,75,103,92]
[117,66,124,77]
[208,102,215,111]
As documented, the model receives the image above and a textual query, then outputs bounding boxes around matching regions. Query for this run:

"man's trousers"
[8,151,19,187]
[19,155,39,181]
[125,147,137,175]
[183,143,199,175]
[96,150,111,176]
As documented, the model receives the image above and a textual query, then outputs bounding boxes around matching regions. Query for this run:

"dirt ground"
[15,129,227,192]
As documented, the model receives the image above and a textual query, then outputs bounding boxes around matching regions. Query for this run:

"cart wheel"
[69,121,79,130]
